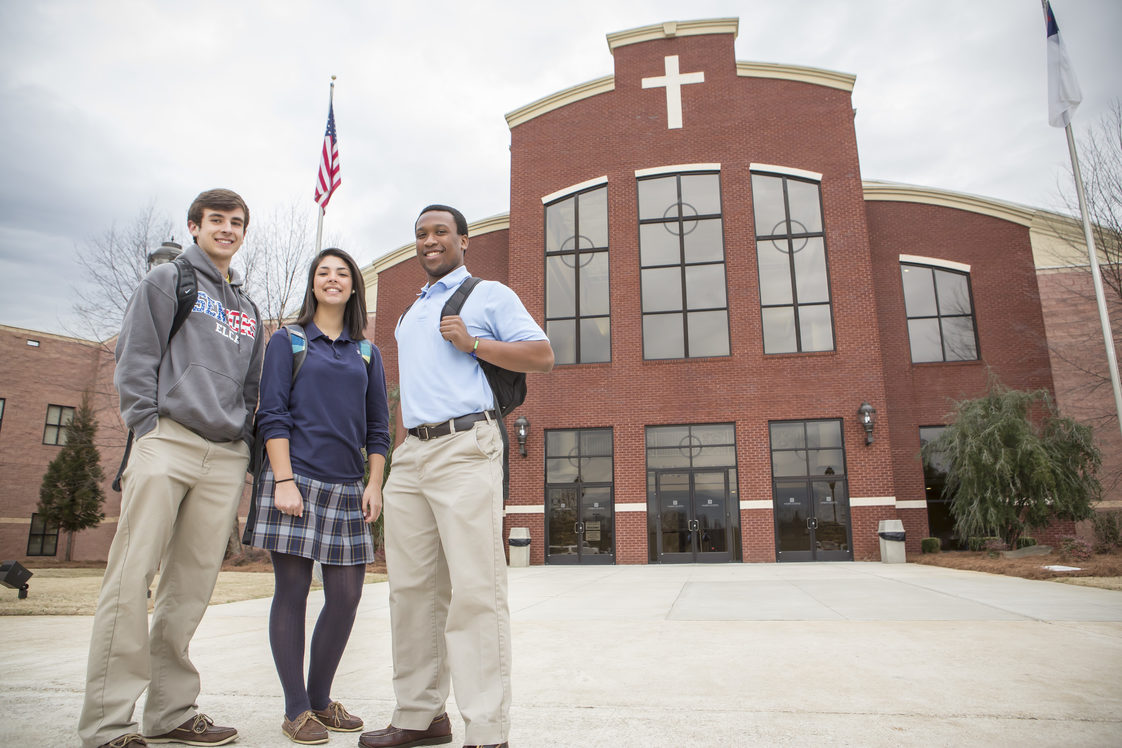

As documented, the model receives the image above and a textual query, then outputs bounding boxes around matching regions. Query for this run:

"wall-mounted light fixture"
[514,415,530,457]
[857,402,877,445]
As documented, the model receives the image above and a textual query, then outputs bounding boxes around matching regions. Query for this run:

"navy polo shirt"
[256,322,390,483]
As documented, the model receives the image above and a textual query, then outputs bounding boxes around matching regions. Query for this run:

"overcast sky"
[2,0,1119,338]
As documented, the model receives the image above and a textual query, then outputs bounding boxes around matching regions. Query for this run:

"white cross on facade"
[641,55,705,130]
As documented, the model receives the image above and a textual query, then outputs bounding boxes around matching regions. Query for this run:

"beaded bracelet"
[470,338,480,360]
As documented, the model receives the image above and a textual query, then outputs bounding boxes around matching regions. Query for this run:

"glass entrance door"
[773,478,852,562]
[546,484,614,565]
[655,469,731,563]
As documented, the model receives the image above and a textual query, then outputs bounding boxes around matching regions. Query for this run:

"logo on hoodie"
[192,291,258,342]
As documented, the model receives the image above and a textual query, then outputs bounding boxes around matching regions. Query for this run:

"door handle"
[688,519,700,532]
[575,522,584,534]
[806,517,819,530]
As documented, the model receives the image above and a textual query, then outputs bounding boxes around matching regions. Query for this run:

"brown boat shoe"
[281,710,329,745]
[146,713,237,746]
[310,700,364,731]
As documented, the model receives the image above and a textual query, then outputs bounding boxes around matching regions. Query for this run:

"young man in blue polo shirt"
[360,205,553,748]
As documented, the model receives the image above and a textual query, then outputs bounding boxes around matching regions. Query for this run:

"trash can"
[877,519,906,563]
[508,527,531,568]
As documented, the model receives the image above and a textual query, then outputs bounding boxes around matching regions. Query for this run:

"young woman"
[247,248,390,745]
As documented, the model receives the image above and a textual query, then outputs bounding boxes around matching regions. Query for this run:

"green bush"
[920,537,941,554]
[1091,511,1122,552]
[1016,537,1037,549]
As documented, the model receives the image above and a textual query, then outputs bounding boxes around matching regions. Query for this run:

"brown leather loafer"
[358,712,453,747]
[311,700,363,731]
[146,713,237,746]
[281,710,329,745]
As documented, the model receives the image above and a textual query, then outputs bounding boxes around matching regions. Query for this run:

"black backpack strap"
[111,430,134,492]
[168,256,197,342]
[441,276,482,318]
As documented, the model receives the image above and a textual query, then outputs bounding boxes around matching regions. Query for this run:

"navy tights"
[268,551,366,719]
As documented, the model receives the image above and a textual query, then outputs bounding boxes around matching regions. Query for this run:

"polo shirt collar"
[421,265,471,297]
[304,321,355,343]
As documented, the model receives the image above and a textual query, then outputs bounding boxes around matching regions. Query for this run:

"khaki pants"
[78,418,249,748]
[383,420,511,746]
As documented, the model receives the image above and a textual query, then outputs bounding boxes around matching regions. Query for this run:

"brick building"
[2,17,1115,564]
[0,325,124,561]
[369,17,1114,565]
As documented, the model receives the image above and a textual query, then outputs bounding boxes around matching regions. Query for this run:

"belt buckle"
[416,425,431,440]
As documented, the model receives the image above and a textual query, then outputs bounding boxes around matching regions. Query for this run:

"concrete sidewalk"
[3,562,1121,747]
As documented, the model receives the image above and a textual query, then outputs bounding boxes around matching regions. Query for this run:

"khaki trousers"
[383,419,511,745]
[78,418,249,748]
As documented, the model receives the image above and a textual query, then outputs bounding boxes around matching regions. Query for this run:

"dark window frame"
[43,404,75,446]
[900,262,980,363]
[637,171,731,360]
[752,172,836,354]
[544,184,611,365]
[27,512,59,557]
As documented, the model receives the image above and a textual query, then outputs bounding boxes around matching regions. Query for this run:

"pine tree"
[922,373,1101,548]
[38,392,106,560]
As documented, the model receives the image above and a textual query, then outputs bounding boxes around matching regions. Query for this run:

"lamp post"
[147,239,182,271]
[857,402,877,445]
[514,415,530,457]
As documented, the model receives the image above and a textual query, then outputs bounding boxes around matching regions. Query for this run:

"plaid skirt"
[246,468,374,566]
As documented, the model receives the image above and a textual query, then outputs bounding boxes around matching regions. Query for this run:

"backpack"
[111,257,259,491]
[430,276,528,417]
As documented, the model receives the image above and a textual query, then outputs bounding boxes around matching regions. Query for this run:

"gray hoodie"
[114,243,264,446]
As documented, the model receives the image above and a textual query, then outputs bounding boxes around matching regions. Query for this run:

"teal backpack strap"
[286,324,308,380]
[359,339,372,365]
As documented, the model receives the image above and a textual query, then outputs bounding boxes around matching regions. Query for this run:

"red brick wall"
[865,201,1055,548]
[0,326,125,561]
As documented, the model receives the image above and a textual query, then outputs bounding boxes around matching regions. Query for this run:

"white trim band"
[635,163,721,177]
[542,176,609,205]
[850,496,897,507]
[899,254,971,273]
[750,163,823,181]
[740,500,772,510]
[896,500,928,510]
[614,503,649,512]
[505,505,544,515]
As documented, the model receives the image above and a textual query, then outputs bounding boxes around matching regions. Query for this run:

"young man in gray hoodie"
[79,189,264,748]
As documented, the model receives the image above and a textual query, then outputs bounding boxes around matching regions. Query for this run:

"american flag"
[314,101,341,209]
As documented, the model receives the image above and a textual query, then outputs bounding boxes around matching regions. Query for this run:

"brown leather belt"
[408,410,496,441]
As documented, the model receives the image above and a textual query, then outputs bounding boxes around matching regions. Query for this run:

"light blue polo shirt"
[396,266,547,428]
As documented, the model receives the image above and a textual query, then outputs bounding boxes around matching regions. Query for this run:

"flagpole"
[315,76,336,254]
[1064,122,1122,441]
